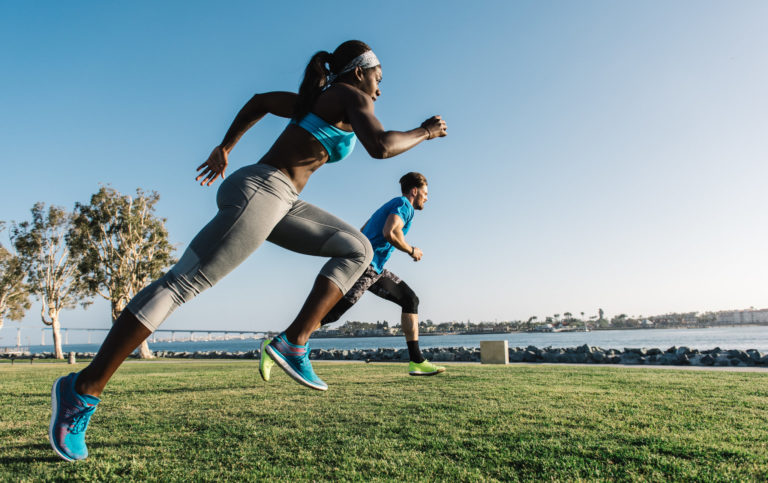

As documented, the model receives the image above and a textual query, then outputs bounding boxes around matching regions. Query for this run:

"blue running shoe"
[49,372,100,461]
[265,333,327,391]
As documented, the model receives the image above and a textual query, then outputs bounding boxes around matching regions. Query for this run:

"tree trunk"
[110,299,121,325]
[51,314,64,359]
[137,340,155,359]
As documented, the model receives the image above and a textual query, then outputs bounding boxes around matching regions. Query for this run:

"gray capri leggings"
[127,163,373,332]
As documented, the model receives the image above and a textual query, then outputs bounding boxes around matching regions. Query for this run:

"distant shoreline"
[312,323,768,340]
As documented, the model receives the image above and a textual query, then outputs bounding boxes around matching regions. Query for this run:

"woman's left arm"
[344,89,446,159]
[196,92,297,186]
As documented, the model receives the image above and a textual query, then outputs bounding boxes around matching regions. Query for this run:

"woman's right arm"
[196,92,297,186]
[344,90,447,159]
[219,92,297,152]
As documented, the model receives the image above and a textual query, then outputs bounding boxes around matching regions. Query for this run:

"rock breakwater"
[4,345,768,367]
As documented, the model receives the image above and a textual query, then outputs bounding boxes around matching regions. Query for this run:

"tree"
[611,313,628,328]
[11,204,91,359]
[0,222,31,331]
[69,186,177,359]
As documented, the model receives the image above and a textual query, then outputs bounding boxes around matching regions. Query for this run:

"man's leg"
[321,265,381,326]
[368,271,444,374]
[399,312,425,364]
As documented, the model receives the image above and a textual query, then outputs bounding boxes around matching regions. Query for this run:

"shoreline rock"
[3,345,766,367]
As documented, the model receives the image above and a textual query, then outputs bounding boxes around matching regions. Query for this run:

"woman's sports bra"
[290,112,357,163]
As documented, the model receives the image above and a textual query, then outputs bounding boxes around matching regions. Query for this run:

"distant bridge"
[36,327,270,345]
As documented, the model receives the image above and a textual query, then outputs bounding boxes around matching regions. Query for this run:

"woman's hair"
[293,40,372,120]
[400,172,428,194]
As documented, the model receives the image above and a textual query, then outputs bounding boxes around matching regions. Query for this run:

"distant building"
[714,308,768,324]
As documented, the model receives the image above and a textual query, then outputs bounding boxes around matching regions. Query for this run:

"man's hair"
[399,172,427,194]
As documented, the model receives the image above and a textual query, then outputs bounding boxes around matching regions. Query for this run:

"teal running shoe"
[259,338,275,382]
[49,372,100,461]
[265,333,327,391]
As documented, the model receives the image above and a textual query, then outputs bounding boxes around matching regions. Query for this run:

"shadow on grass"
[0,455,62,464]
[14,392,53,399]
[1,443,60,463]
[2,440,148,464]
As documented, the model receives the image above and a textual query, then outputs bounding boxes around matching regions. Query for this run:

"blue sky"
[2,1,768,343]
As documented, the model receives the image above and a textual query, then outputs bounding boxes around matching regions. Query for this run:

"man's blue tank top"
[291,112,357,163]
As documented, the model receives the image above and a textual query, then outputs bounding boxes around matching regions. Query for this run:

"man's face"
[412,185,428,210]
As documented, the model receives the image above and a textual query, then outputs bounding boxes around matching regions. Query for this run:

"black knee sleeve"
[369,274,420,314]
[401,291,419,314]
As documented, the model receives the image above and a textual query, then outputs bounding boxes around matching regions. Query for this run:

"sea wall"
[3,345,768,367]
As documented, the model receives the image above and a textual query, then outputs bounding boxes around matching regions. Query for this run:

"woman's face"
[357,65,382,101]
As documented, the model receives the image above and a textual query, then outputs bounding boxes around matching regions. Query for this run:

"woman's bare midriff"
[258,125,334,193]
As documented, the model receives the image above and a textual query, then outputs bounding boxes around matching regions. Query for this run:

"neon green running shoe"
[408,359,446,376]
[259,339,275,382]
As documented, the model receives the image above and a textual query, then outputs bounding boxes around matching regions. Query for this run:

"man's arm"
[383,213,422,261]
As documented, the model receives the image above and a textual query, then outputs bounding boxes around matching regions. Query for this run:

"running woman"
[49,40,447,462]
[260,172,445,379]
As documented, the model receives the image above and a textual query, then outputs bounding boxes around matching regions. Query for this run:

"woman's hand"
[421,115,447,140]
[196,146,229,186]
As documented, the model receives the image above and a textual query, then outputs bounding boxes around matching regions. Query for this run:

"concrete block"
[480,340,508,364]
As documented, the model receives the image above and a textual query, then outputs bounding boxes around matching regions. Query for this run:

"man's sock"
[407,340,425,363]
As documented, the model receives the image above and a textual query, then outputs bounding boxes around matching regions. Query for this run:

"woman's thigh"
[266,200,366,257]
[266,200,372,292]
[187,166,297,284]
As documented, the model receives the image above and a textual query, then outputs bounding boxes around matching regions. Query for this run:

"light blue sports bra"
[290,112,357,163]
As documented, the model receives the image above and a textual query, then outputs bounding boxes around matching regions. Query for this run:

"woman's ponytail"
[293,41,372,120]
[294,50,333,120]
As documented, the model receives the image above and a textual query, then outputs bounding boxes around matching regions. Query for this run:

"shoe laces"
[297,350,312,367]
[68,405,96,434]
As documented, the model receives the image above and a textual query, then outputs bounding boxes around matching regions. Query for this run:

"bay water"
[15,325,768,354]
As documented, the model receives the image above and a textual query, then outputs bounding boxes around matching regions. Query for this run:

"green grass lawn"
[1,360,767,481]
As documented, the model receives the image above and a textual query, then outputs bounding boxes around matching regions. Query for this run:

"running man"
[260,172,445,379]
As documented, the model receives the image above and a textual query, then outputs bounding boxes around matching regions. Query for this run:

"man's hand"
[196,146,229,186]
[410,246,423,262]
